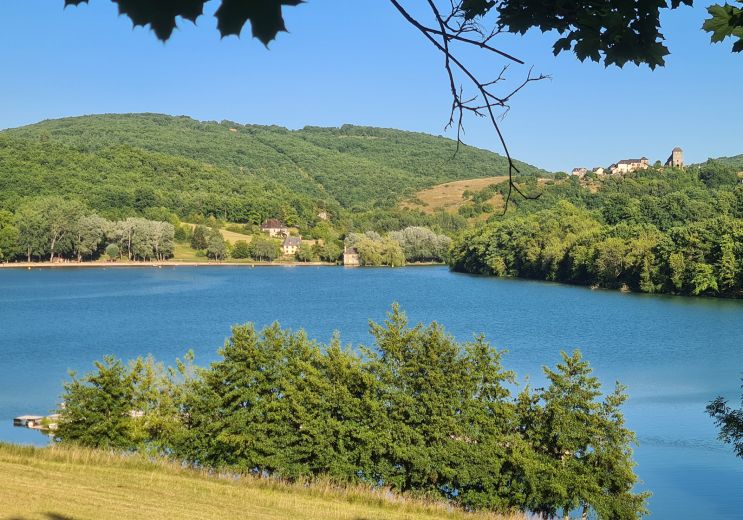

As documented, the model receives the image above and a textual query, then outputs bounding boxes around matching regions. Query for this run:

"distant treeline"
[451,163,743,297]
[55,307,646,519]
[0,113,543,228]
[0,196,175,262]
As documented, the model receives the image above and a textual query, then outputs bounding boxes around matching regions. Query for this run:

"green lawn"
[0,443,521,520]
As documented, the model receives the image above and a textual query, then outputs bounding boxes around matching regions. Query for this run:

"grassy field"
[0,444,523,520]
[400,176,507,215]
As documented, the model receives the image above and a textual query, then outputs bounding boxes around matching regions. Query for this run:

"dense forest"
[55,307,647,519]
[0,113,544,264]
[451,163,743,297]
[0,113,545,218]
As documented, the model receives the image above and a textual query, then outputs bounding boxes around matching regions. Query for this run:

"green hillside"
[711,154,743,172]
[0,113,548,222]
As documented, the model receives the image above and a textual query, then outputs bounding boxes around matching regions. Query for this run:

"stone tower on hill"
[665,147,684,168]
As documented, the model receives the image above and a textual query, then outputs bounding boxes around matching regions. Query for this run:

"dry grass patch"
[401,177,508,214]
[0,444,525,520]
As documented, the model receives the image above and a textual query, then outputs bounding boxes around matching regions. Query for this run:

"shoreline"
[0,261,445,270]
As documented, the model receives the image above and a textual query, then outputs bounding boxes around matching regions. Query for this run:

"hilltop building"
[609,157,649,175]
[261,219,289,237]
[665,147,684,168]
[571,167,588,178]
[593,167,606,176]
[282,236,301,256]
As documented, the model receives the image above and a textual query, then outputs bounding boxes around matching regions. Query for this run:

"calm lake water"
[0,266,741,519]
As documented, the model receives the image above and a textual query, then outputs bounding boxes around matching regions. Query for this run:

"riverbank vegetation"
[52,307,647,519]
[1,113,741,296]
[0,443,524,520]
[451,163,743,297]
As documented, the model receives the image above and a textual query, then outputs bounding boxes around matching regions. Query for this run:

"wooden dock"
[13,414,59,430]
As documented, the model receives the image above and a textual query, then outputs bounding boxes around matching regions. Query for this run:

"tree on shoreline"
[54,306,646,518]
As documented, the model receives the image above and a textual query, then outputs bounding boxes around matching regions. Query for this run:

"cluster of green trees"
[0,196,175,262]
[451,200,742,297]
[346,227,451,266]
[55,307,646,519]
[452,164,743,297]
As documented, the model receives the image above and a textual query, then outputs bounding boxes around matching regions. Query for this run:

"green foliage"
[206,232,227,260]
[231,239,251,259]
[4,199,174,263]
[55,308,645,518]
[295,242,315,262]
[0,210,20,261]
[704,1,743,52]
[347,232,406,267]
[699,159,739,188]
[0,114,544,222]
[190,225,209,250]
[451,167,743,298]
[707,377,743,458]
[62,0,741,65]
[496,0,692,68]
[105,243,120,259]
[388,226,451,262]
[520,351,648,518]
[314,240,342,263]
[250,235,281,261]
[64,0,302,45]
[57,357,139,449]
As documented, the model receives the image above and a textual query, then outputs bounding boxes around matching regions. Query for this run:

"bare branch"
[389,0,546,212]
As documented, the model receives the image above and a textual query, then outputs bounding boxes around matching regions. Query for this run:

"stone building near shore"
[282,236,301,256]
[343,247,360,266]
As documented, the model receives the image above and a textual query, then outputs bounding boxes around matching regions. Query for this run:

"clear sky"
[0,1,740,172]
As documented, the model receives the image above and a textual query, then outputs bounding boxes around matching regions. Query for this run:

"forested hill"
[0,113,547,218]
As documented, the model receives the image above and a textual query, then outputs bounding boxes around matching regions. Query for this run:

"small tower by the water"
[665,147,684,168]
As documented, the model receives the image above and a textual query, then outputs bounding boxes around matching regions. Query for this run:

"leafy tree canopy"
[63,0,743,67]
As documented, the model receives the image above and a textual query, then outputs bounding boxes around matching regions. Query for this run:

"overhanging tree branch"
[389,0,547,212]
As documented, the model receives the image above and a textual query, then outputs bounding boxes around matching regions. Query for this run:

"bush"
[232,240,251,259]
[105,243,120,260]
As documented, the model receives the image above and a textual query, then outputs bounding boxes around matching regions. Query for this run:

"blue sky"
[0,1,740,172]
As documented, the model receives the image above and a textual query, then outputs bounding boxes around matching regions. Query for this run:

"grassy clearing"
[0,443,523,520]
[401,176,507,215]
[171,242,203,262]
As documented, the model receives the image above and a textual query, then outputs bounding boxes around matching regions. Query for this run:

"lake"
[0,265,741,519]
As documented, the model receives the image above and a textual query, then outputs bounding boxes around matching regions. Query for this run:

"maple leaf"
[704,2,743,52]
[215,0,303,45]
[64,0,303,44]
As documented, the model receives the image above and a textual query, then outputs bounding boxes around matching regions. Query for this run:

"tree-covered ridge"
[55,307,647,519]
[1,113,548,212]
[703,154,743,172]
[451,164,743,297]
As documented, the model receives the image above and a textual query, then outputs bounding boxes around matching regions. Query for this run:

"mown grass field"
[0,444,523,520]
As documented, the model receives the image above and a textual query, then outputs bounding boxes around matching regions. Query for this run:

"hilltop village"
[571,147,684,178]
